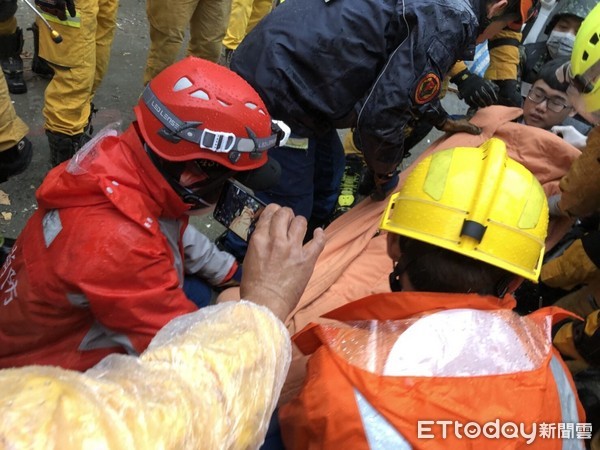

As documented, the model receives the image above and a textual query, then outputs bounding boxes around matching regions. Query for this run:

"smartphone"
[213,179,267,241]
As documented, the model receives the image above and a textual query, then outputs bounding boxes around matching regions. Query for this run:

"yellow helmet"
[380,138,548,282]
[570,2,600,113]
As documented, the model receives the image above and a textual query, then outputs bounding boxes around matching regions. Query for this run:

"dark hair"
[398,236,514,296]
[536,57,571,92]
[490,0,522,22]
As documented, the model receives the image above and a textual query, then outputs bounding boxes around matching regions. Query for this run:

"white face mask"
[546,30,576,59]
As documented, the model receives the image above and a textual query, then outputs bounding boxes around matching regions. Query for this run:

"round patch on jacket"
[414,73,441,105]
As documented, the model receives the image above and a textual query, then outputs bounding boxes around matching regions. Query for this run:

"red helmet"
[134,56,279,171]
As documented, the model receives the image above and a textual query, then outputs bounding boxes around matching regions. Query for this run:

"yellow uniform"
[222,0,272,52]
[144,0,232,84]
[37,0,119,136]
[0,70,27,152]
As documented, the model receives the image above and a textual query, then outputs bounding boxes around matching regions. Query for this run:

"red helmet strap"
[142,86,280,165]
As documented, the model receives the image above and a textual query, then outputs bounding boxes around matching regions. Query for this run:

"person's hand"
[551,125,588,149]
[240,204,325,321]
[35,0,76,21]
[436,117,482,135]
[451,69,500,108]
[495,79,523,107]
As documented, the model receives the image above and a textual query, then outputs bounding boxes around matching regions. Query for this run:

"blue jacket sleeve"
[354,16,470,175]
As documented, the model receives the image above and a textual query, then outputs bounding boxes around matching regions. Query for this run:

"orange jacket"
[280,292,586,449]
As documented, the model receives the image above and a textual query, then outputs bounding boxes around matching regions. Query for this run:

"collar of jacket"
[36,125,190,236]
[292,291,517,355]
[321,291,516,321]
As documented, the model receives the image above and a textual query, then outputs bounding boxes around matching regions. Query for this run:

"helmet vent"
[191,89,210,100]
[217,99,231,107]
[244,102,267,115]
[173,77,193,92]
[591,33,599,45]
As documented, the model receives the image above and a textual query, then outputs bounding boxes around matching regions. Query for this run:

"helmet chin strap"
[144,143,216,210]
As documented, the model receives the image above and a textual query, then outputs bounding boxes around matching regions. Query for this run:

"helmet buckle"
[461,219,487,241]
[200,128,236,153]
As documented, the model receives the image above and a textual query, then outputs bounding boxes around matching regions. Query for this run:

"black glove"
[35,0,76,21]
[495,79,523,107]
[451,69,499,109]
[436,117,482,135]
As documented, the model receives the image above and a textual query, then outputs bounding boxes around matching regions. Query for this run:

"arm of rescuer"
[542,232,600,369]
[544,128,600,290]
[449,28,523,107]
[542,130,600,369]
[553,126,600,219]
[352,6,481,193]
[552,307,600,370]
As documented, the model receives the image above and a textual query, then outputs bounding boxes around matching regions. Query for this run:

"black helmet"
[544,0,599,35]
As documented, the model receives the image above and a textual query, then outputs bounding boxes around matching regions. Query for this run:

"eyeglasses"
[527,88,571,113]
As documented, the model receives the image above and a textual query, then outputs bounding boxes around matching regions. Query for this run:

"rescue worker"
[541,2,600,345]
[280,139,586,449]
[230,0,539,227]
[524,6,600,444]
[450,27,525,108]
[221,0,272,68]
[34,0,118,166]
[0,57,301,371]
[0,0,26,94]
[540,0,600,377]
[144,0,232,84]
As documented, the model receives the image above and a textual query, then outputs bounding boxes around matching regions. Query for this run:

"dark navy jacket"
[231,0,485,174]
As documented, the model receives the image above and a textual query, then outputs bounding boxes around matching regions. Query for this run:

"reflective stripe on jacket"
[280,291,586,449]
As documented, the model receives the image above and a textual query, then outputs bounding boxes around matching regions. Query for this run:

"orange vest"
[280,292,586,449]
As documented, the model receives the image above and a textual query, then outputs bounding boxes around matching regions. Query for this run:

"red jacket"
[0,125,202,370]
[281,292,586,449]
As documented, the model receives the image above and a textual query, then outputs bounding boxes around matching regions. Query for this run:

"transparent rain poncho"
[0,301,291,449]
[319,308,553,376]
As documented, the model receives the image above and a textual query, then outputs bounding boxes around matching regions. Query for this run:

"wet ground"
[2,0,467,241]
